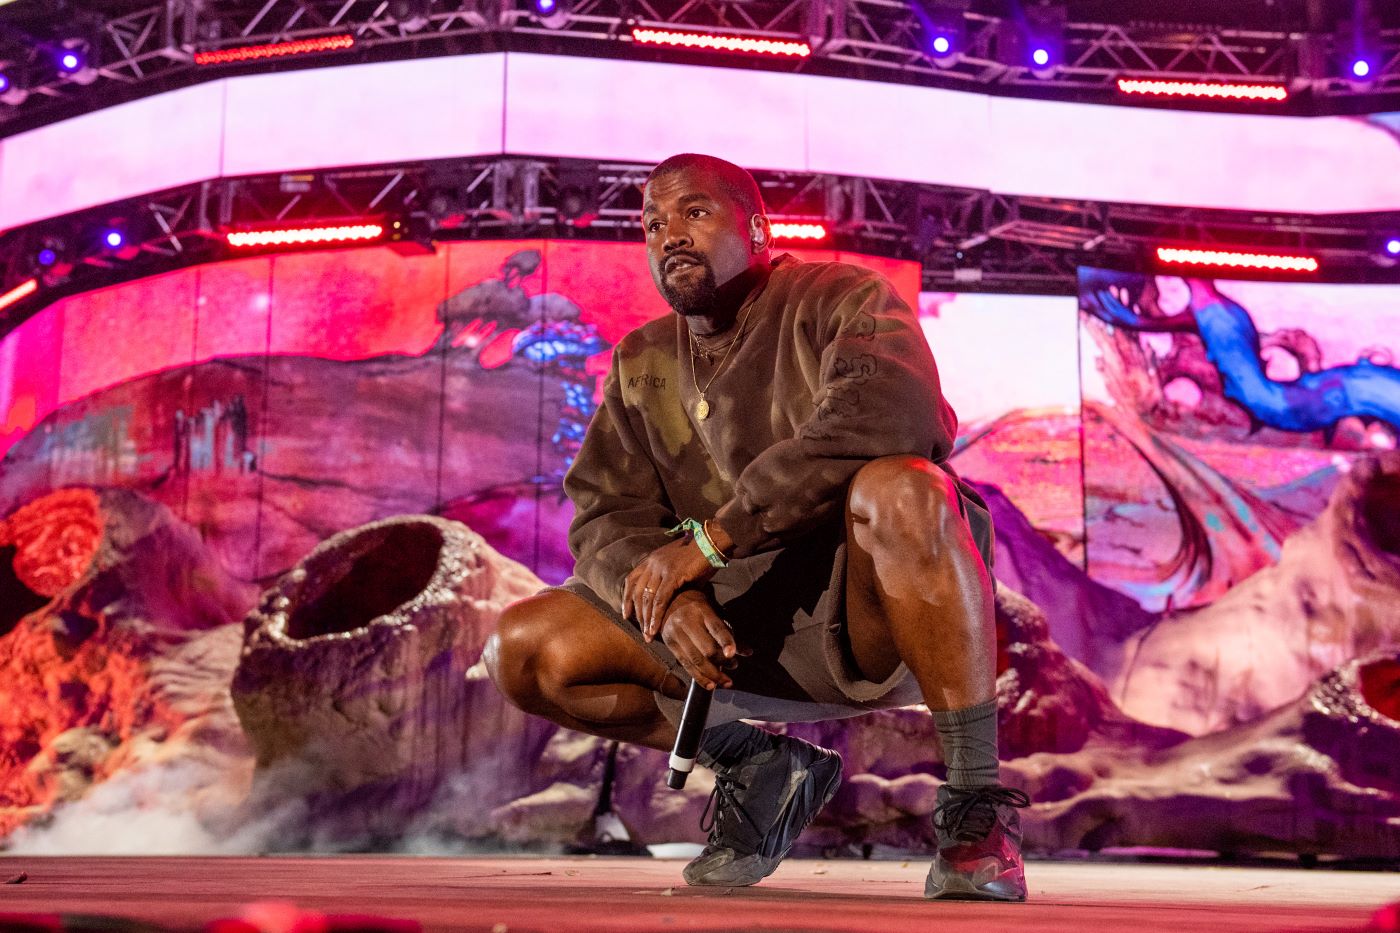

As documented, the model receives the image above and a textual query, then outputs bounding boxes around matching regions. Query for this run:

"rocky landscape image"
[1,245,1398,860]
[1,460,1397,858]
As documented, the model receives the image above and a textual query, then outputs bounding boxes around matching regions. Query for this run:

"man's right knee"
[488,592,568,712]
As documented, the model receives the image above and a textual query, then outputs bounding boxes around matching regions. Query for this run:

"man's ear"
[750,214,771,252]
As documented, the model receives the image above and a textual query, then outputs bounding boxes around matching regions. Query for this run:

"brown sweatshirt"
[564,255,991,613]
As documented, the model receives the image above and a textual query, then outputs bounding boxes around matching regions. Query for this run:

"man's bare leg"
[491,591,842,889]
[842,454,1028,903]
[488,590,686,752]
[843,455,997,709]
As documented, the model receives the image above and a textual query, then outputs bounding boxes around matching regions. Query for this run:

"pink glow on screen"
[0,310,64,460]
[0,241,923,463]
[505,54,812,170]
[267,246,448,359]
[56,269,196,409]
[7,54,1400,235]
[0,82,225,232]
[194,258,274,363]
[221,56,507,181]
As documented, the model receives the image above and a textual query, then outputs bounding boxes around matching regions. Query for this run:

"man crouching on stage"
[486,152,1030,901]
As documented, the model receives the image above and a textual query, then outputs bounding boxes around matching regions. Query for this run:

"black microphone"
[666,679,713,789]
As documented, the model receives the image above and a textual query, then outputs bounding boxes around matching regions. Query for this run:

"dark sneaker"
[924,783,1031,902]
[682,734,843,887]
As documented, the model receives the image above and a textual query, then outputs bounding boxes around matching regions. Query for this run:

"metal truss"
[3,154,1398,340]
[3,0,1400,136]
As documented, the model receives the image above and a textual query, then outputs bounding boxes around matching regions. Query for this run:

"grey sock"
[931,699,1000,788]
[697,720,774,770]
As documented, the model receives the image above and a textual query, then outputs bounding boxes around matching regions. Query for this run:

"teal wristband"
[667,517,729,569]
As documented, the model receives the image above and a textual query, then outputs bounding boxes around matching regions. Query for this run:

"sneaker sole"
[924,865,1026,902]
[684,751,844,887]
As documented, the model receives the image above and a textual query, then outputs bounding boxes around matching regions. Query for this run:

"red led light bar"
[631,27,811,58]
[1117,78,1288,102]
[1156,246,1319,273]
[0,278,38,313]
[226,223,387,249]
[770,222,829,241]
[195,34,354,66]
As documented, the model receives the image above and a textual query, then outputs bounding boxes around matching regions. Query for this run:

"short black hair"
[647,153,766,218]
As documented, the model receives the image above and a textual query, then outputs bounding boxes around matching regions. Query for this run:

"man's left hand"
[623,537,716,639]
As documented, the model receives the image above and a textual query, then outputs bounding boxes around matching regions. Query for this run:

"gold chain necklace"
[691,330,740,361]
[688,302,755,421]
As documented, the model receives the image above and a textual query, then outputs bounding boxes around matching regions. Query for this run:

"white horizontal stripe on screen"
[6,51,1400,233]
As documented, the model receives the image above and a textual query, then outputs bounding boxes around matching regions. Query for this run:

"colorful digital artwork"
[1,248,1398,860]
[1078,268,1400,734]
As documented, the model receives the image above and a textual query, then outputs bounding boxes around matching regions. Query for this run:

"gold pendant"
[695,397,711,420]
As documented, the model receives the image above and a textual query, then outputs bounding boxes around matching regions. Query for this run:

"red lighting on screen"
[1117,78,1288,102]
[226,223,387,249]
[630,27,811,58]
[0,278,38,313]
[770,222,829,241]
[194,34,355,66]
[1156,246,1319,273]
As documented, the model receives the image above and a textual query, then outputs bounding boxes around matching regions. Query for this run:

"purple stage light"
[1386,238,1400,256]
[0,74,9,93]
[37,247,57,266]
[1032,47,1051,67]
[58,51,82,72]
[536,0,556,12]
[104,230,124,249]
[932,35,951,55]
[1352,58,1372,79]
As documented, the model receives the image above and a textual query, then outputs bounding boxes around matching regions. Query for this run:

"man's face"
[642,167,758,317]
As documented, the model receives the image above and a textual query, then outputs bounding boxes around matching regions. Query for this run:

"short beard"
[658,261,719,317]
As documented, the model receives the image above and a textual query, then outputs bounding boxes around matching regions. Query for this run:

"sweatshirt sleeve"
[564,351,678,613]
[713,269,957,558]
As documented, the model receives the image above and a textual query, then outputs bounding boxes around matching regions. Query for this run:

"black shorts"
[550,522,924,726]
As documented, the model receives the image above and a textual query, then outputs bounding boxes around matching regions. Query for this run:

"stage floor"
[2,856,1398,933]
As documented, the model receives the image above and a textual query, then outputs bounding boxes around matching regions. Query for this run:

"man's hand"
[622,536,716,637]
[656,589,748,691]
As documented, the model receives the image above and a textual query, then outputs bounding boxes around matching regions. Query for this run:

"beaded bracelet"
[666,517,730,569]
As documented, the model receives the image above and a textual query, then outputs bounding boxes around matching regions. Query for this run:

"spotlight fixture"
[0,73,9,94]
[1025,3,1065,77]
[1000,2,1064,78]
[0,278,38,314]
[531,0,571,30]
[912,0,968,66]
[32,236,71,280]
[52,36,100,86]
[1343,0,1381,86]
[225,222,389,250]
[103,229,124,250]
[1385,238,1400,256]
[630,26,812,58]
[1116,79,1289,102]
[555,159,600,228]
[1155,246,1319,274]
[910,0,967,68]
[194,34,355,66]
[769,221,829,241]
[390,0,433,33]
